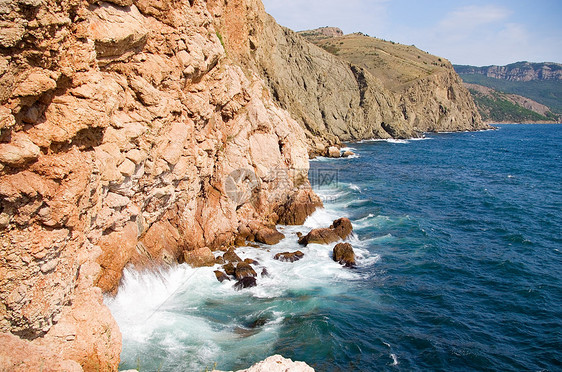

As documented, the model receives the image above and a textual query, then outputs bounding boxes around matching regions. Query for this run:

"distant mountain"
[454,62,562,82]
[464,83,559,123]
[454,62,562,120]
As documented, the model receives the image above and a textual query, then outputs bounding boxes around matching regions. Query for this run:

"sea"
[107,124,562,371]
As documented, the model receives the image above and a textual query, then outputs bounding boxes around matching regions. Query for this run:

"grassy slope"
[455,74,562,114]
[301,32,450,92]
[468,87,558,123]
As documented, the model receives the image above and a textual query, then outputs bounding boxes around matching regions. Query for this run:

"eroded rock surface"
[0,0,318,368]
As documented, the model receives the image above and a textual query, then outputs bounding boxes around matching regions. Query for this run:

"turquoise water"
[109,124,562,371]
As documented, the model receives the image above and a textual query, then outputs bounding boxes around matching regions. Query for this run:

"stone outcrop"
[298,218,353,246]
[211,10,488,150]
[0,0,318,368]
[333,243,355,267]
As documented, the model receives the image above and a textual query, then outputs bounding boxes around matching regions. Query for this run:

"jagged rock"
[215,256,225,265]
[333,243,356,267]
[223,247,242,263]
[275,188,323,225]
[214,270,231,283]
[274,251,304,262]
[183,247,216,268]
[299,218,353,246]
[222,263,236,276]
[234,276,257,290]
[248,222,285,245]
[0,132,41,166]
[235,262,257,280]
[342,150,355,158]
[87,2,148,59]
[261,268,269,277]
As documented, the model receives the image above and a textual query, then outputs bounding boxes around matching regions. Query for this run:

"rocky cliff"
[0,0,318,369]
[455,62,562,82]
[0,0,490,369]
[212,13,488,155]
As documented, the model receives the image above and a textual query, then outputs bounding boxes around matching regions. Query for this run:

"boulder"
[298,217,353,246]
[342,150,355,158]
[183,247,215,268]
[234,276,257,290]
[222,262,236,276]
[248,222,285,245]
[223,247,242,263]
[261,268,269,277]
[235,262,257,280]
[298,228,340,246]
[274,251,304,262]
[333,243,356,267]
[214,270,231,283]
[331,218,353,239]
[327,146,341,158]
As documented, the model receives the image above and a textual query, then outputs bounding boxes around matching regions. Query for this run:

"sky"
[261,0,562,66]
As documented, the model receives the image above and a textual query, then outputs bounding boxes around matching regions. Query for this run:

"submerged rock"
[274,251,304,262]
[234,276,257,290]
[298,217,353,246]
[333,243,356,267]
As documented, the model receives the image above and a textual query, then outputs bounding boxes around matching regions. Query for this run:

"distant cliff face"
[455,62,562,82]
[214,17,487,152]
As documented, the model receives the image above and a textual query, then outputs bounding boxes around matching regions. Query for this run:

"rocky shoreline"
[0,0,488,369]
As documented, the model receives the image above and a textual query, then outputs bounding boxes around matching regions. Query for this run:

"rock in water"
[249,222,285,245]
[214,270,231,283]
[331,218,353,239]
[235,262,257,280]
[275,189,324,225]
[234,277,257,290]
[333,243,356,267]
[223,247,242,263]
[327,146,341,158]
[274,251,304,262]
[222,262,236,276]
[298,217,353,246]
[183,247,216,268]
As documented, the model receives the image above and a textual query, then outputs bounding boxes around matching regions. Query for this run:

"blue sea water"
[108,124,562,371]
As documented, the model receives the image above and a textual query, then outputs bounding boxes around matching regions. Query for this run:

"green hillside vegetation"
[468,88,558,123]
[457,74,562,114]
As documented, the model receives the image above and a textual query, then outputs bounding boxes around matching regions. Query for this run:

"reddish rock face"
[183,247,216,268]
[0,0,318,368]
